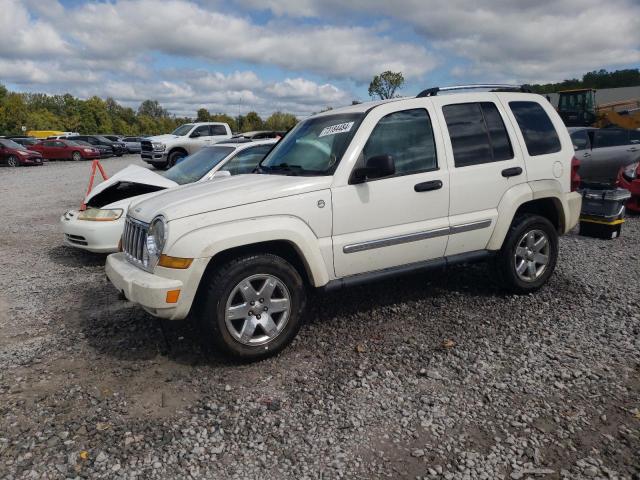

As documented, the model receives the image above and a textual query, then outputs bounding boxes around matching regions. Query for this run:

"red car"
[28,139,101,161]
[618,161,640,213]
[0,138,43,167]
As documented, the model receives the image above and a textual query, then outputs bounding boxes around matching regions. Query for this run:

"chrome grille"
[141,140,153,152]
[122,217,149,267]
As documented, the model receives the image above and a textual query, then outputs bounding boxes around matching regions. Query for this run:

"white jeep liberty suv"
[106,85,582,361]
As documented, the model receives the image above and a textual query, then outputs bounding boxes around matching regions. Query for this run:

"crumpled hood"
[85,165,178,202]
[129,174,332,223]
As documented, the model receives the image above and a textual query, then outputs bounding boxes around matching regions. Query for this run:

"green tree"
[137,99,168,119]
[196,108,210,122]
[368,71,405,99]
[241,111,263,132]
[264,111,298,131]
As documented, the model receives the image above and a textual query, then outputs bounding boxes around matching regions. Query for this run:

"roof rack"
[416,84,530,98]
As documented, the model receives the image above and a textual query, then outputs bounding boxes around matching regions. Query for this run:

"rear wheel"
[71,151,82,161]
[7,155,19,167]
[197,254,306,361]
[495,214,558,293]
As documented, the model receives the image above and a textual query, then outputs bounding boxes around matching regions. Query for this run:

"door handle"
[628,147,638,152]
[414,180,443,192]
[582,152,591,157]
[501,167,523,178]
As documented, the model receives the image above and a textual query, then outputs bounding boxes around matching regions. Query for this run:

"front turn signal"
[158,255,193,269]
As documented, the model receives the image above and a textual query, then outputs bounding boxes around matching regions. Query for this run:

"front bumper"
[60,210,123,253]
[141,151,168,164]
[21,156,43,165]
[618,175,640,213]
[106,253,200,320]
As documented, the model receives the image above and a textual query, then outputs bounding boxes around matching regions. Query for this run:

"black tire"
[149,161,166,170]
[197,253,306,361]
[7,155,19,167]
[71,151,82,161]
[495,214,559,294]
[166,150,186,169]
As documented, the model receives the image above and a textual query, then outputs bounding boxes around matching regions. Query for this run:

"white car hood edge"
[85,165,178,202]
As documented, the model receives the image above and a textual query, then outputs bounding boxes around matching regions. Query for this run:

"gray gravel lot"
[0,157,639,480]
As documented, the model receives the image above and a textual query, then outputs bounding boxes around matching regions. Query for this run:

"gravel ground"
[0,157,639,480]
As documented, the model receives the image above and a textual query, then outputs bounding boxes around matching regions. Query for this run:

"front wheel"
[495,214,558,294]
[7,155,19,167]
[71,151,82,161]
[197,254,306,361]
[166,150,186,169]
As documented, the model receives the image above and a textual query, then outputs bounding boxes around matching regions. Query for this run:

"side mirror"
[190,131,201,138]
[212,170,231,179]
[573,145,579,151]
[350,154,395,184]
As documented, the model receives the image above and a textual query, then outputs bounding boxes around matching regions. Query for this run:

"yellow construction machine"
[557,88,640,129]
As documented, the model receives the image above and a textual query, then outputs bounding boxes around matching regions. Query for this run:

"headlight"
[152,142,166,152]
[622,162,639,180]
[18,150,29,155]
[83,148,93,153]
[145,216,167,268]
[77,208,123,221]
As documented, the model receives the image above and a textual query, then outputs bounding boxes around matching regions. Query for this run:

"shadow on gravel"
[48,245,106,268]
[72,260,504,367]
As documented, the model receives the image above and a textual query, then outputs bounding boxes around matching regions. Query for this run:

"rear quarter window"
[509,101,561,156]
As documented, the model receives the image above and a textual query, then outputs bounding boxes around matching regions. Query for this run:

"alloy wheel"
[224,274,291,346]
[514,229,550,282]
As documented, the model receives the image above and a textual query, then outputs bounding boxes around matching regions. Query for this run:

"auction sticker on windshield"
[319,122,354,138]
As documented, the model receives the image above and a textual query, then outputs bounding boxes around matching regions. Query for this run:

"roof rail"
[416,84,530,98]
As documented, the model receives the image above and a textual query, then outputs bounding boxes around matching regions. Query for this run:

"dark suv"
[66,135,125,157]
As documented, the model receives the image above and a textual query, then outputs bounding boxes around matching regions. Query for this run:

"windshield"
[171,124,195,136]
[0,139,26,150]
[94,136,112,143]
[164,146,235,185]
[258,113,363,175]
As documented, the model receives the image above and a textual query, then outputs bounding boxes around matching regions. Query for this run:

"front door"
[332,106,450,278]
[189,125,214,153]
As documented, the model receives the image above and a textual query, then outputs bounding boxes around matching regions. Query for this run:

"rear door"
[210,124,230,142]
[433,94,526,256]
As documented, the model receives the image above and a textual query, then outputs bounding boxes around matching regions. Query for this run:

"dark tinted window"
[593,129,628,148]
[363,109,437,175]
[211,125,228,136]
[509,101,561,156]
[44,140,57,147]
[221,145,273,175]
[193,125,210,136]
[570,130,591,151]
[443,102,513,167]
[630,130,640,144]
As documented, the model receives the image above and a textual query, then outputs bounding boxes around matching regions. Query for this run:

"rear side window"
[630,130,640,144]
[570,130,591,151]
[211,125,228,136]
[593,129,628,148]
[509,101,561,156]
[443,102,513,167]
[363,108,437,175]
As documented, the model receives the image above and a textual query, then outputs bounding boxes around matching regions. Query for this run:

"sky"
[1,0,639,119]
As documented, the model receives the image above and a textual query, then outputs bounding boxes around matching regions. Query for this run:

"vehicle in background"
[100,135,122,142]
[61,140,275,253]
[141,122,232,169]
[569,127,640,185]
[66,135,126,157]
[72,140,113,158]
[105,85,582,360]
[120,136,143,154]
[7,136,39,147]
[231,130,285,140]
[26,130,79,139]
[618,162,640,213]
[0,138,43,167]
[558,88,640,129]
[28,139,101,161]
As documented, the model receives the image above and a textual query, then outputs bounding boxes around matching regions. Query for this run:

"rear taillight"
[570,156,581,192]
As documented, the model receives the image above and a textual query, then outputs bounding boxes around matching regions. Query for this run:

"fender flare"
[167,215,331,287]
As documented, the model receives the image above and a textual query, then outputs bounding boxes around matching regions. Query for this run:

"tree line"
[0,83,299,136]
[527,68,640,94]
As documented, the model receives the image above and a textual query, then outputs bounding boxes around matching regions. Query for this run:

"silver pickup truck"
[569,127,640,185]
